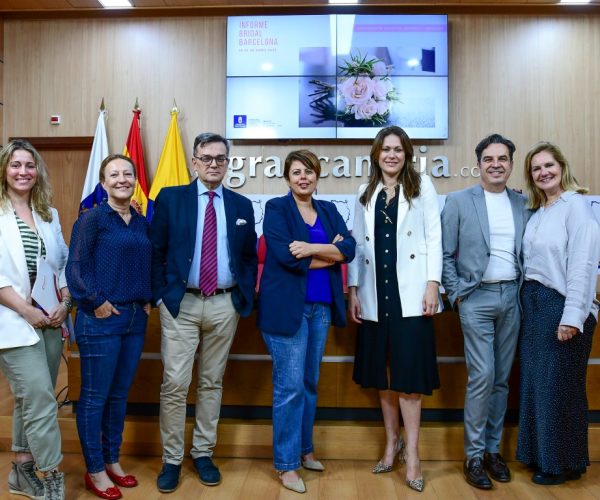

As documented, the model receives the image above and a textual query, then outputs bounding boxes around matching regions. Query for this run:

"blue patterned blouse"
[66,202,152,314]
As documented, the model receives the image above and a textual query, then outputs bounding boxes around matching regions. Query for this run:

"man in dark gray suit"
[441,134,529,490]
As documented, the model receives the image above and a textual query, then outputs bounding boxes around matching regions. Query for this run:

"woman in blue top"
[66,154,152,500]
[258,150,355,494]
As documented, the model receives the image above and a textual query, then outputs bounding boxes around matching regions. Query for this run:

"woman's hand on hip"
[94,300,120,319]
[143,302,151,316]
[557,324,578,341]
[422,281,439,316]
[348,287,362,324]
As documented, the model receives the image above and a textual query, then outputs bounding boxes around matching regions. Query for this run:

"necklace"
[379,185,397,224]
[379,209,393,224]
[382,183,398,207]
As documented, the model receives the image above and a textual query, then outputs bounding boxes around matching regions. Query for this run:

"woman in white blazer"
[348,126,442,492]
[0,140,70,500]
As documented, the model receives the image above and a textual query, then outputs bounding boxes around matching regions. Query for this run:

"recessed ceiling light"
[98,0,133,7]
[329,0,360,4]
[559,0,591,3]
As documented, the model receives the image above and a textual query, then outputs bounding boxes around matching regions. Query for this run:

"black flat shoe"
[532,467,583,485]
[532,471,566,485]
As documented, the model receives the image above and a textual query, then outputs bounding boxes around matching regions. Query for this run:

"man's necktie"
[199,191,218,295]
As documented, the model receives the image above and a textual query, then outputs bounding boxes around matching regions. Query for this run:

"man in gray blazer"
[441,134,529,490]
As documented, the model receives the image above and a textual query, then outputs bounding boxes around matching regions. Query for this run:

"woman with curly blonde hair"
[0,139,70,499]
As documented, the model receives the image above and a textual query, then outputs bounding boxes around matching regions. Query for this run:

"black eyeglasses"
[193,155,229,166]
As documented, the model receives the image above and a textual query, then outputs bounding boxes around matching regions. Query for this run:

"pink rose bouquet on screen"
[336,52,399,125]
[307,52,399,127]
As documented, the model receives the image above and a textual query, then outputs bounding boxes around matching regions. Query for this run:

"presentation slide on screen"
[226,14,449,140]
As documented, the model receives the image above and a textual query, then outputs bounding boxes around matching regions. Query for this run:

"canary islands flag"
[123,108,149,215]
[80,109,108,212]
[147,108,189,222]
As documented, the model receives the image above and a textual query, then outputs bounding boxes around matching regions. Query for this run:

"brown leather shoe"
[483,452,511,482]
[464,457,492,490]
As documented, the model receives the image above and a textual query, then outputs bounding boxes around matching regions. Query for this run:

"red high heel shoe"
[84,472,122,500]
[106,467,138,488]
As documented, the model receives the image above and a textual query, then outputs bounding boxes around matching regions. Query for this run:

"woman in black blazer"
[258,150,355,494]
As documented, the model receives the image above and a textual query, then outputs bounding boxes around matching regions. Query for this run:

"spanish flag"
[123,105,149,215]
[147,107,190,222]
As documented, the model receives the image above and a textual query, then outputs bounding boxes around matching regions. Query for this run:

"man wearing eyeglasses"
[150,132,258,493]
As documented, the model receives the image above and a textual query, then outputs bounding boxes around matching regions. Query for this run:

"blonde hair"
[523,141,587,210]
[0,140,53,221]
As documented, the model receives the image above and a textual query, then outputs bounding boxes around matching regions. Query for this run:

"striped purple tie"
[199,191,218,295]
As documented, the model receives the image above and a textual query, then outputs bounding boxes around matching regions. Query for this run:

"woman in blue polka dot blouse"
[66,154,152,500]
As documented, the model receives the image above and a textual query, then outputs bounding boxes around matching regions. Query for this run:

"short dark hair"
[475,133,516,163]
[283,149,322,180]
[99,154,136,182]
[193,133,230,156]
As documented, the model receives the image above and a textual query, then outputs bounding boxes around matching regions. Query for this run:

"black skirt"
[352,189,440,395]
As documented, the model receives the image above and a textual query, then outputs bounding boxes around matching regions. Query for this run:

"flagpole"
[124,99,149,215]
[146,101,190,222]
[80,100,109,212]
[134,97,141,129]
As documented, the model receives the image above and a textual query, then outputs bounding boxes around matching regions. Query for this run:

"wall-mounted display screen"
[226,14,448,140]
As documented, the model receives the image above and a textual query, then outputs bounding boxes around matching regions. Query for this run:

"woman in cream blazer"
[0,140,70,500]
[348,126,442,493]
[348,176,442,320]
[0,206,68,348]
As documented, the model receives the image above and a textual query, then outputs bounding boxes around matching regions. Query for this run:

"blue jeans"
[75,303,147,473]
[262,303,331,471]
